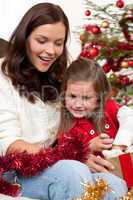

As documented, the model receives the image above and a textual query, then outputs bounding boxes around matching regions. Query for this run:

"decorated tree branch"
[79,0,133,105]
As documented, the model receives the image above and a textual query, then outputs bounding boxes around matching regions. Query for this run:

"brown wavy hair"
[59,58,111,133]
[1,3,70,103]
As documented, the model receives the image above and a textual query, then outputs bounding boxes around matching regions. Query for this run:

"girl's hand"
[89,133,113,152]
[86,154,115,173]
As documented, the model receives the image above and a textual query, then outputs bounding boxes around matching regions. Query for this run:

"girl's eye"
[70,94,76,98]
[82,96,90,100]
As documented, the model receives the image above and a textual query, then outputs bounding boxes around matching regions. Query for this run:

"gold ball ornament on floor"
[73,178,111,200]
[120,188,133,200]
[73,178,133,200]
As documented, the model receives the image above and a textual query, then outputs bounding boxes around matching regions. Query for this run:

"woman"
[0,2,127,200]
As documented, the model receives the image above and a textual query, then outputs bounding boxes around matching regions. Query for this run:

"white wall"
[0,0,131,59]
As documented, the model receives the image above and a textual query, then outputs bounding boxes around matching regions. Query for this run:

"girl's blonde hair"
[58,58,111,134]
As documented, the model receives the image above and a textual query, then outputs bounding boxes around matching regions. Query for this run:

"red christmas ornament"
[80,50,88,58]
[89,47,99,58]
[120,76,130,85]
[111,61,120,72]
[91,25,101,34]
[85,10,91,16]
[84,42,93,49]
[116,0,124,8]
[86,52,92,59]
[128,60,133,67]
[85,25,101,34]
[85,24,92,32]
[103,63,111,73]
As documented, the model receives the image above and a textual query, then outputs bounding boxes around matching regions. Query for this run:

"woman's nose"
[45,43,55,55]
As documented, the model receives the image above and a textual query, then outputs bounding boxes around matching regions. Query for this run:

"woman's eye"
[37,40,46,44]
[56,42,63,46]
[55,39,64,46]
[36,37,47,44]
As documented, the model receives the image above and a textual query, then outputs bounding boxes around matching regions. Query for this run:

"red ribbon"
[119,153,133,188]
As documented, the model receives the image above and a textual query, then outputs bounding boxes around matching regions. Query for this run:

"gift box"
[108,152,133,188]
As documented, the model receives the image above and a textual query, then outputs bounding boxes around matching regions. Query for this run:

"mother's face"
[26,22,66,72]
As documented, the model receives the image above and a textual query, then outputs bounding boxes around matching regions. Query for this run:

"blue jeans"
[18,160,127,200]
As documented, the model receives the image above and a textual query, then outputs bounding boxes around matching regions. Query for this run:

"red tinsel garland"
[0,130,89,196]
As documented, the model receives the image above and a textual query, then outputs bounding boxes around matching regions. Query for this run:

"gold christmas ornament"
[73,178,133,200]
[101,20,109,28]
[120,188,133,199]
[73,178,111,200]
[121,61,129,68]
[109,73,117,82]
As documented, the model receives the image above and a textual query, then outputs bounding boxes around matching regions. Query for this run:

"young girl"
[58,58,133,157]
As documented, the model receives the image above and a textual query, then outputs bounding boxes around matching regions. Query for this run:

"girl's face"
[26,22,66,72]
[65,81,98,118]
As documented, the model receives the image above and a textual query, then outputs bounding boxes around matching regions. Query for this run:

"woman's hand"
[6,140,43,154]
[85,153,115,173]
[89,133,113,152]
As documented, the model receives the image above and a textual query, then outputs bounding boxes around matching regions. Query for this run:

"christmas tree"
[79,0,133,106]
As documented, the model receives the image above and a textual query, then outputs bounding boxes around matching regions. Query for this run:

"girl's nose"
[74,99,83,108]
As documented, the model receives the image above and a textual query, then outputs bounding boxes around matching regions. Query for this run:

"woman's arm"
[0,66,44,155]
[85,153,115,173]
[6,140,43,154]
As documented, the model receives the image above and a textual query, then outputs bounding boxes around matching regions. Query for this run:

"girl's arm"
[89,133,113,152]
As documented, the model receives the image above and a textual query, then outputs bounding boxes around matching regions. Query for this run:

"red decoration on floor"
[0,130,90,196]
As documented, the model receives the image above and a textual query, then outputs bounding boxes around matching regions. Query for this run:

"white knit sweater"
[0,58,60,156]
